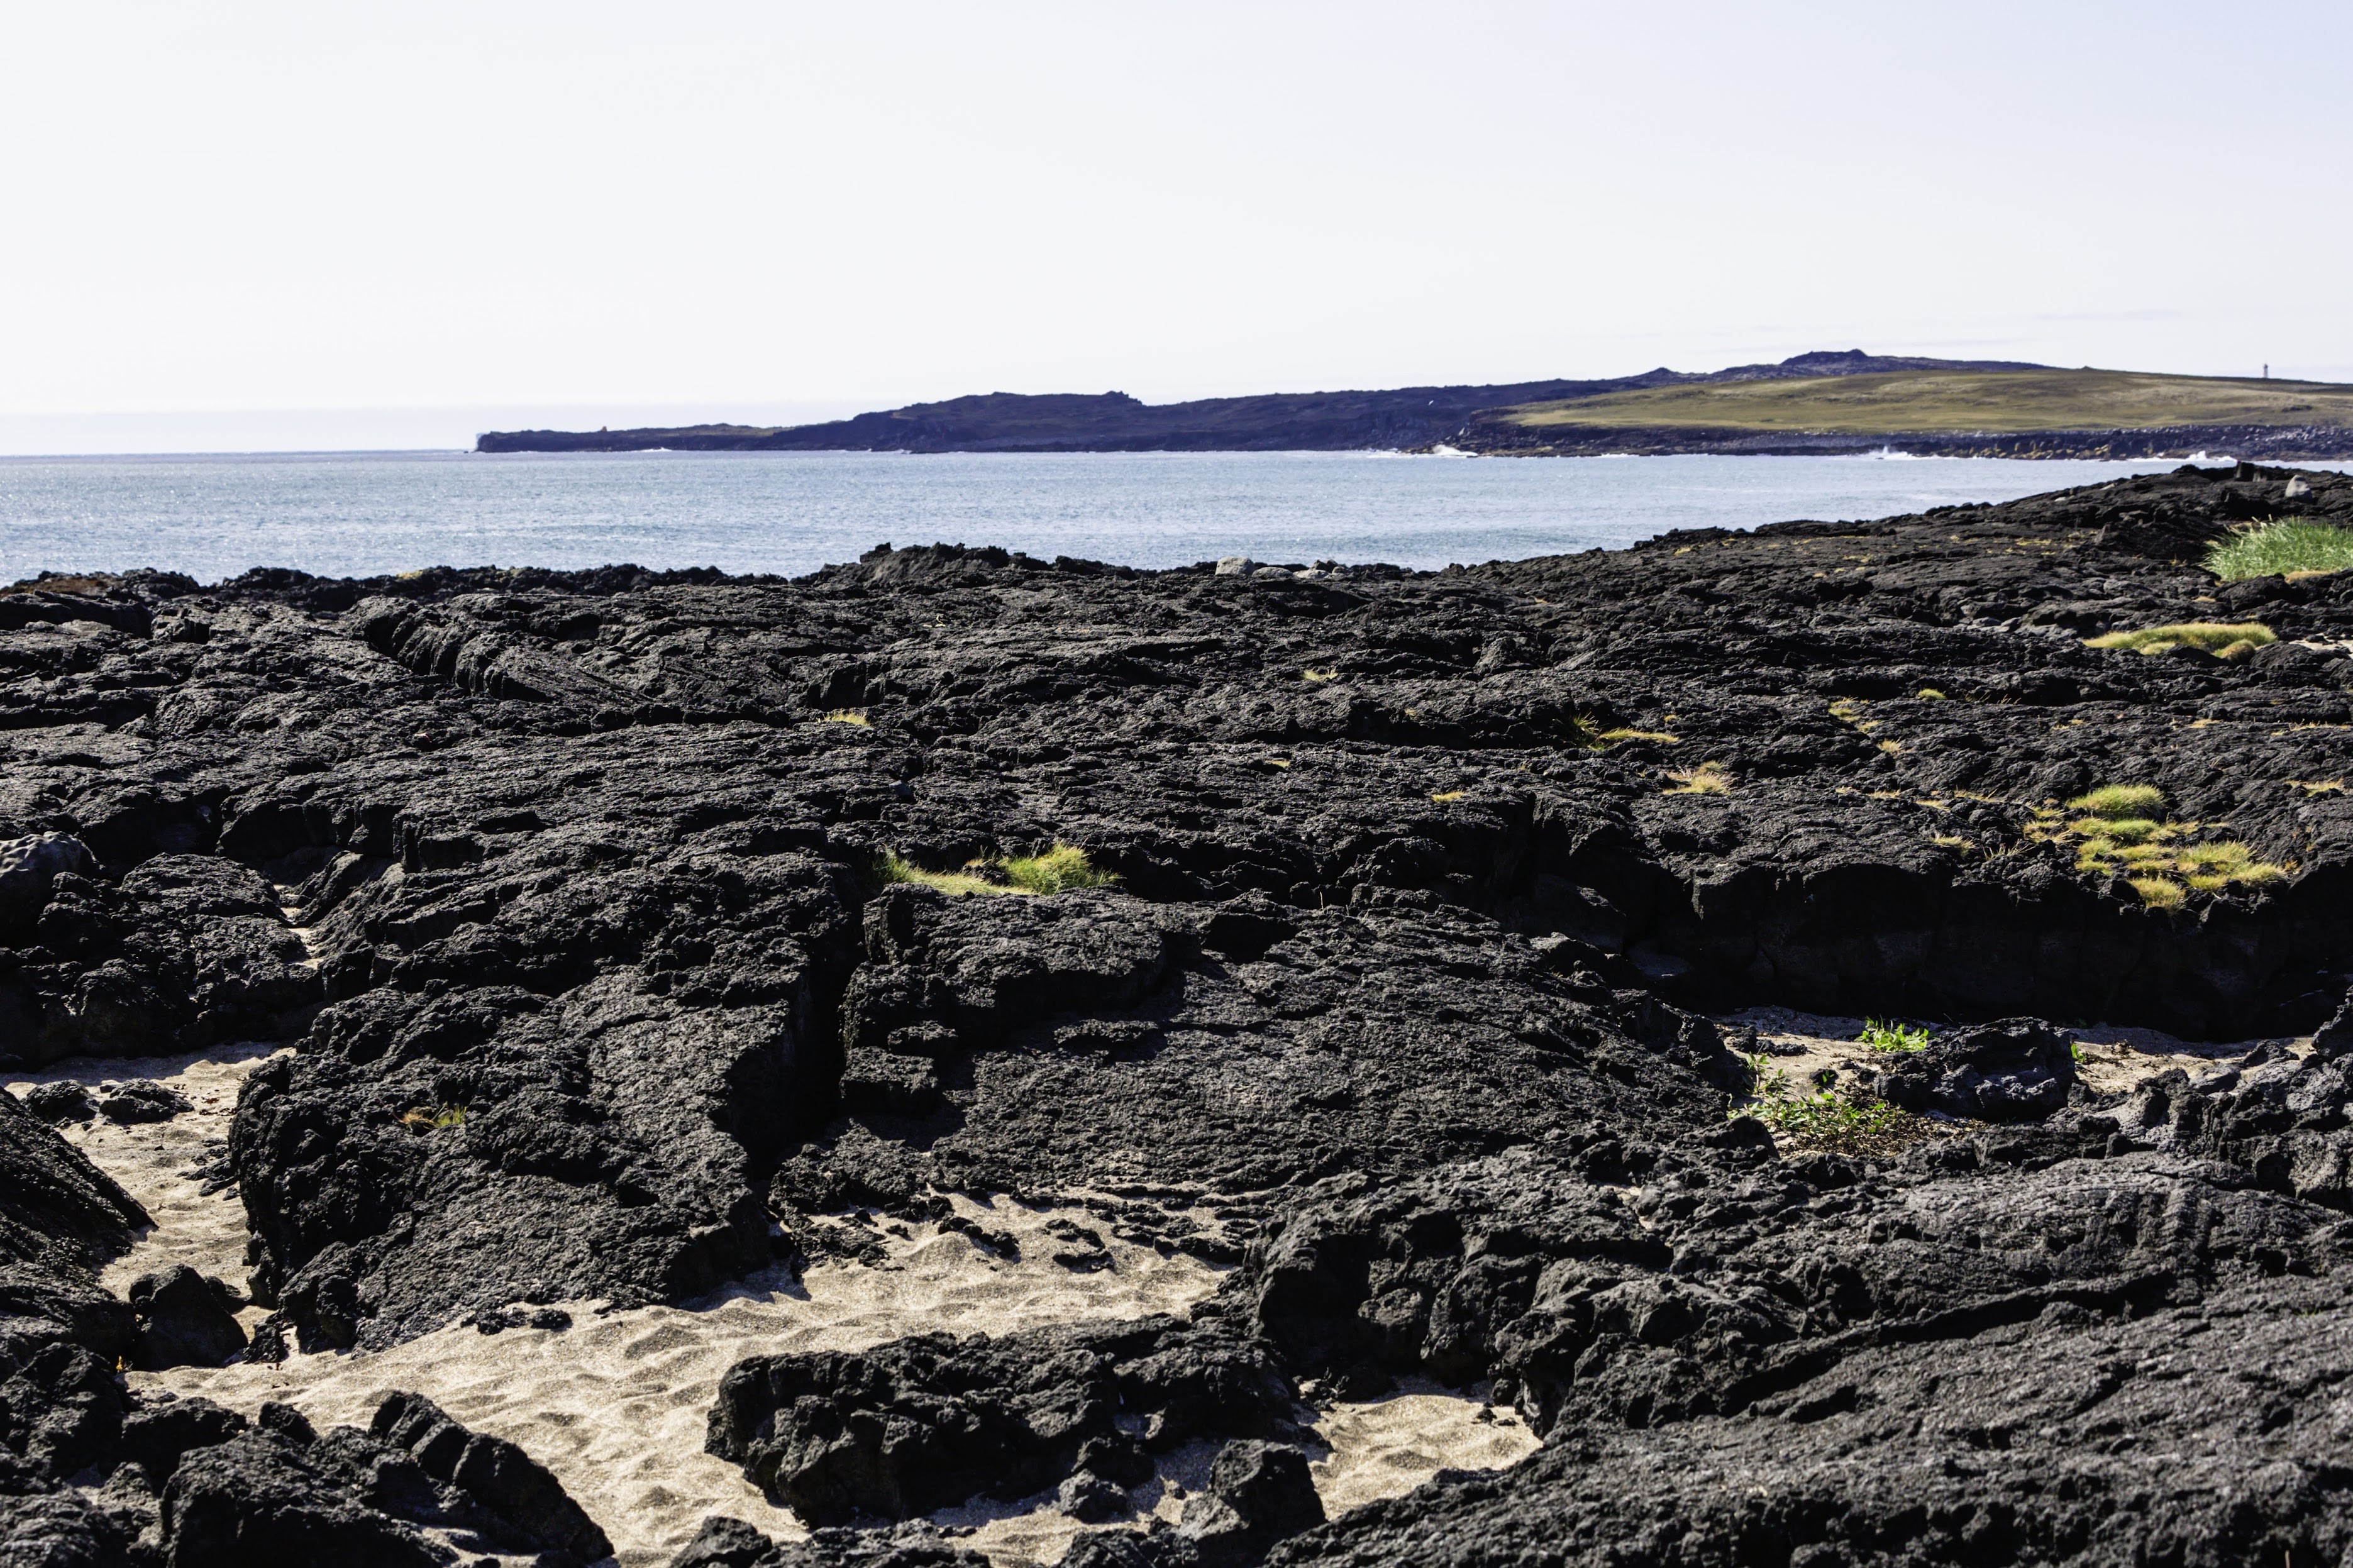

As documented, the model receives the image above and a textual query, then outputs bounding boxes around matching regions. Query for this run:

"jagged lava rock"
[706,1315,1299,1525]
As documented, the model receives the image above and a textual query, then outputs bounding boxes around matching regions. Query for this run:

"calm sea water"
[0,449,2308,585]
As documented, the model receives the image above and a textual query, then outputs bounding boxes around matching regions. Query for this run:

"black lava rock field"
[6,460,2353,1565]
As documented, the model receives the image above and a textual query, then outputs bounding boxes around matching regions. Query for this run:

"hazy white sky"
[2,1,2345,449]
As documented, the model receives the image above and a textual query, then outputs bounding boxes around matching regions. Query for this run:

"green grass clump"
[1600,727,1680,745]
[2205,518,2353,582]
[1859,1019,1932,1052]
[2069,784,2168,820]
[1001,844,1119,893]
[821,709,871,726]
[2027,783,2287,904]
[882,843,1117,897]
[2083,622,2276,658]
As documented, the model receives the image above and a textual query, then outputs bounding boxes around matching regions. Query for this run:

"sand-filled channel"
[13,1046,1541,1566]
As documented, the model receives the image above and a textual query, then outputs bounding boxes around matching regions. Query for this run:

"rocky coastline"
[7,461,2353,1565]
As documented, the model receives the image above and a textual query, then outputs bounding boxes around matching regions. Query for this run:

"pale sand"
[6,1042,288,1324]
[1720,1005,2307,1110]
[1307,1379,1537,1514]
[13,1047,1541,1567]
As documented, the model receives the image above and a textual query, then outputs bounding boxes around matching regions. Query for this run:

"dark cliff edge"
[472,351,2050,455]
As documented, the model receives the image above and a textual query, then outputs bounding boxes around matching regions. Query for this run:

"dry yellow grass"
[1664,762,1733,795]
[1499,368,2353,436]
[882,844,1116,897]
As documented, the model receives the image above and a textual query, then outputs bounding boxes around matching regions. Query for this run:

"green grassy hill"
[1493,368,2353,436]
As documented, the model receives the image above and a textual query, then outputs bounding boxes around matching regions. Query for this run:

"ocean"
[0,448,2317,585]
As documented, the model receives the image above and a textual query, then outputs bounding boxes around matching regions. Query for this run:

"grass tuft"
[2205,518,2353,582]
[1302,668,1339,682]
[882,843,1117,897]
[2073,815,2161,844]
[1600,727,1680,745]
[1429,790,1466,803]
[822,709,871,726]
[1916,688,1947,700]
[2030,783,2287,901]
[2069,784,2168,820]
[1664,761,1733,795]
[2083,622,2276,657]
[1002,844,1119,893]
[400,1105,467,1132]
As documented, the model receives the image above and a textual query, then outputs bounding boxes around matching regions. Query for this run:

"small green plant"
[1664,761,1732,795]
[1915,688,1947,700]
[1430,790,1467,803]
[881,843,1116,897]
[1733,1089,1923,1152]
[400,1105,467,1132]
[1599,727,1680,745]
[821,709,871,726]
[2205,518,2353,582]
[2083,622,2276,659]
[1741,1050,1790,1101]
[1858,1019,1932,1052]
[1302,667,1339,682]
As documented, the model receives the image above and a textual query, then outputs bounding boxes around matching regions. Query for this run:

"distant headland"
[475,350,2353,460]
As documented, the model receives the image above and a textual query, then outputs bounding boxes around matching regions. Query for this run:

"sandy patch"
[1307,1379,1537,1515]
[5,1042,285,1324]
[132,1199,1226,1567]
[1720,1005,2308,1107]
[20,1047,1541,1567]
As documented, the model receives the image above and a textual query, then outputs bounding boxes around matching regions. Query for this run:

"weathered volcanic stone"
[706,1315,1300,1525]
[127,1265,246,1371]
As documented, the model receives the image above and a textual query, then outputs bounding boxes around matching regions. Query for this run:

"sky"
[1,0,2346,452]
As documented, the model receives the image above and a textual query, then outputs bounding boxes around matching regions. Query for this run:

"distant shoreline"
[474,351,2353,463]
[469,429,2353,463]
